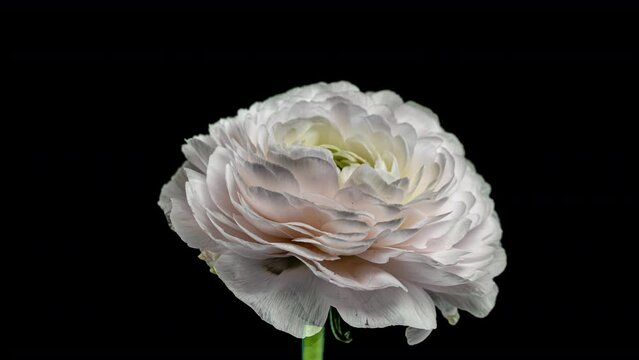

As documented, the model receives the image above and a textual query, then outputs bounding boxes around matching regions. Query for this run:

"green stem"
[302,327,324,360]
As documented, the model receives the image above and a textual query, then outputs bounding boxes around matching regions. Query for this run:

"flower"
[158,82,506,345]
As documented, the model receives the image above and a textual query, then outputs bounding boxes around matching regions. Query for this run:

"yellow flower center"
[319,144,369,170]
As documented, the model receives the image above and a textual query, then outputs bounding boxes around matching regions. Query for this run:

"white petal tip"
[405,327,433,345]
[446,312,460,326]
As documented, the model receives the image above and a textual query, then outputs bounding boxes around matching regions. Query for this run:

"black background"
[8,1,639,359]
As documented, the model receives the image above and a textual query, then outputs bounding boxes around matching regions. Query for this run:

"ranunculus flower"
[159,82,506,345]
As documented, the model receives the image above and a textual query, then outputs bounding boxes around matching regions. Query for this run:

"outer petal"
[159,165,221,251]
[169,198,219,250]
[405,327,432,345]
[322,281,437,332]
[393,101,442,137]
[214,253,330,338]
[158,165,188,216]
[432,283,499,318]
[181,135,217,172]
[369,90,403,109]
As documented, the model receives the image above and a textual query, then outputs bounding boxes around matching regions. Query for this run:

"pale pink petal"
[431,283,499,318]
[301,257,406,291]
[169,198,220,251]
[322,281,436,332]
[215,253,330,338]
[268,146,339,196]
[292,235,375,256]
[181,135,216,172]
[356,247,406,264]
[205,147,236,220]
[384,255,473,288]
[158,165,187,216]
[343,165,406,204]
[232,215,339,261]
[236,157,301,194]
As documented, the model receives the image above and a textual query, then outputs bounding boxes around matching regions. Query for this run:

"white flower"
[158,81,506,345]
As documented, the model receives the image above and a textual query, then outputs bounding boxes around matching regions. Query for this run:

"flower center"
[319,144,369,170]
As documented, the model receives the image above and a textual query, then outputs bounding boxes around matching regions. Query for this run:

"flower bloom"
[159,82,506,344]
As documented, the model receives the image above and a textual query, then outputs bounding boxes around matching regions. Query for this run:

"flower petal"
[169,198,219,250]
[384,254,473,288]
[215,253,330,338]
[301,257,406,291]
[181,135,216,172]
[322,281,436,332]
[370,90,403,109]
[158,165,188,216]
[405,327,432,345]
[268,146,339,197]
[343,165,406,204]
[206,147,236,220]
[394,101,442,137]
[431,283,499,318]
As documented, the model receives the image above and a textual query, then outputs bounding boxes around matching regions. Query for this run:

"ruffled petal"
[300,257,406,291]
[158,165,188,216]
[215,253,330,338]
[169,198,220,250]
[322,281,436,332]
[181,135,216,172]
[431,283,499,318]
[394,101,442,137]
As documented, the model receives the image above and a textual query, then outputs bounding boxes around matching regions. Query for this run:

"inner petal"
[319,144,369,170]
[272,112,438,203]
